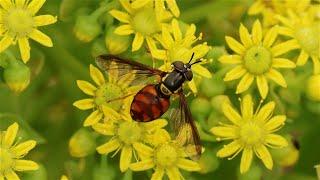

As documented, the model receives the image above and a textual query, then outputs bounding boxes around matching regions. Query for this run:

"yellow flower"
[109,0,171,52]
[210,94,288,174]
[94,107,168,172]
[0,0,57,63]
[73,64,138,127]
[0,122,39,179]
[219,20,297,99]
[130,0,180,17]
[276,10,320,74]
[248,0,311,27]
[306,75,320,101]
[130,129,200,180]
[149,18,212,93]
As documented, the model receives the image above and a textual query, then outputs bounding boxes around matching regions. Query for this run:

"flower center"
[294,23,320,57]
[169,45,192,62]
[3,8,34,37]
[154,143,178,167]
[94,83,124,111]
[239,122,263,145]
[244,46,272,75]
[132,8,161,36]
[0,148,14,171]
[117,122,142,145]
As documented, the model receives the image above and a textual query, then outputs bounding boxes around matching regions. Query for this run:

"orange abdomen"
[130,85,170,122]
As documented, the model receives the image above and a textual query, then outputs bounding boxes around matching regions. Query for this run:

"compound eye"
[172,61,185,71]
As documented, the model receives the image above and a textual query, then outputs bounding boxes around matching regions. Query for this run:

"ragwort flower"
[109,0,172,52]
[130,129,201,180]
[276,10,320,74]
[0,122,39,179]
[149,19,212,93]
[210,94,288,173]
[73,64,138,127]
[220,20,297,99]
[130,0,180,17]
[0,0,57,63]
[94,106,168,172]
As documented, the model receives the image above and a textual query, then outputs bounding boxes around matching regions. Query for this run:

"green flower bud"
[3,59,30,93]
[91,38,108,57]
[270,136,299,167]
[190,97,212,120]
[306,75,320,101]
[200,77,226,98]
[74,14,102,42]
[198,150,220,174]
[105,27,131,55]
[69,128,96,158]
[210,95,231,113]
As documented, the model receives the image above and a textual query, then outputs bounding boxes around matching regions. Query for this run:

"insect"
[96,53,202,158]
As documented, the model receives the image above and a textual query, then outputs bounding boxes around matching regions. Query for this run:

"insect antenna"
[190,59,202,66]
[188,53,195,64]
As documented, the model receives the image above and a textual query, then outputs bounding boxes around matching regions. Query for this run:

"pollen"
[239,122,264,145]
[117,122,142,145]
[154,143,178,167]
[3,8,34,37]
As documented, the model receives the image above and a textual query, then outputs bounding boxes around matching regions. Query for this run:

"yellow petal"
[133,142,153,157]
[225,36,245,55]
[240,147,253,174]
[4,170,19,180]
[96,139,120,154]
[132,32,144,51]
[172,19,182,41]
[16,0,26,7]
[278,27,294,37]
[34,15,57,26]
[296,50,309,66]
[266,69,287,87]
[187,79,197,94]
[217,140,242,158]
[90,64,105,86]
[142,119,168,132]
[241,94,254,119]
[265,134,288,148]
[236,73,254,94]
[14,160,39,171]
[176,158,201,171]
[120,145,132,172]
[219,55,242,64]
[102,105,121,120]
[167,0,180,17]
[4,123,19,148]
[27,0,46,14]
[166,167,181,180]
[271,39,300,57]
[210,126,237,139]
[239,23,252,48]
[222,102,242,125]
[92,123,114,136]
[272,58,296,68]
[254,145,273,170]
[109,10,130,23]
[252,20,262,44]
[255,101,275,123]
[263,26,278,48]
[256,75,269,99]
[192,44,210,59]
[151,167,165,180]
[77,80,96,96]
[0,0,13,10]
[119,0,133,14]
[83,110,103,126]
[0,35,14,53]
[73,99,95,110]
[146,37,167,60]
[114,24,134,35]
[130,159,154,171]
[28,29,53,47]
[311,56,320,75]
[248,1,263,15]
[192,64,212,78]
[131,0,150,9]
[11,140,36,157]
[275,15,293,27]
[18,38,31,63]
[264,115,286,132]
[224,66,246,81]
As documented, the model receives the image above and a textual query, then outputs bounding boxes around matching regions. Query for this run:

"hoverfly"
[96,53,203,157]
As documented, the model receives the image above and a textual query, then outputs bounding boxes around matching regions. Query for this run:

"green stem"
[91,0,118,19]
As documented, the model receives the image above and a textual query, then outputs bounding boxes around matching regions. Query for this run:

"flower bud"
[3,59,30,93]
[69,128,96,158]
[105,27,131,55]
[74,15,102,42]
[91,38,108,57]
[198,150,220,174]
[271,136,299,167]
[210,95,231,113]
[190,97,212,121]
[306,75,320,101]
[200,77,226,98]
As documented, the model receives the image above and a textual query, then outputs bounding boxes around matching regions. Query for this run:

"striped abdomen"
[130,85,170,122]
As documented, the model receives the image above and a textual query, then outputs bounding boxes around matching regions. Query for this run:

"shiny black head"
[171,53,201,81]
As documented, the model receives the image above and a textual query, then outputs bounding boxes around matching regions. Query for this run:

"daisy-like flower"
[0,0,57,63]
[149,19,212,93]
[276,10,320,74]
[94,106,168,172]
[210,94,288,174]
[219,20,297,99]
[73,64,139,127]
[0,122,39,179]
[248,0,311,27]
[109,0,172,52]
[130,0,180,17]
[130,129,201,180]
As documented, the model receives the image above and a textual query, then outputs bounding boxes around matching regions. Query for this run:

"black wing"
[171,90,202,159]
[96,55,167,86]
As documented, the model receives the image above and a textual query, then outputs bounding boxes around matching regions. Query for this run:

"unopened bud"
[105,27,131,55]
[74,15,102,42]
[69,128,96,158]
[3,60,30,93]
